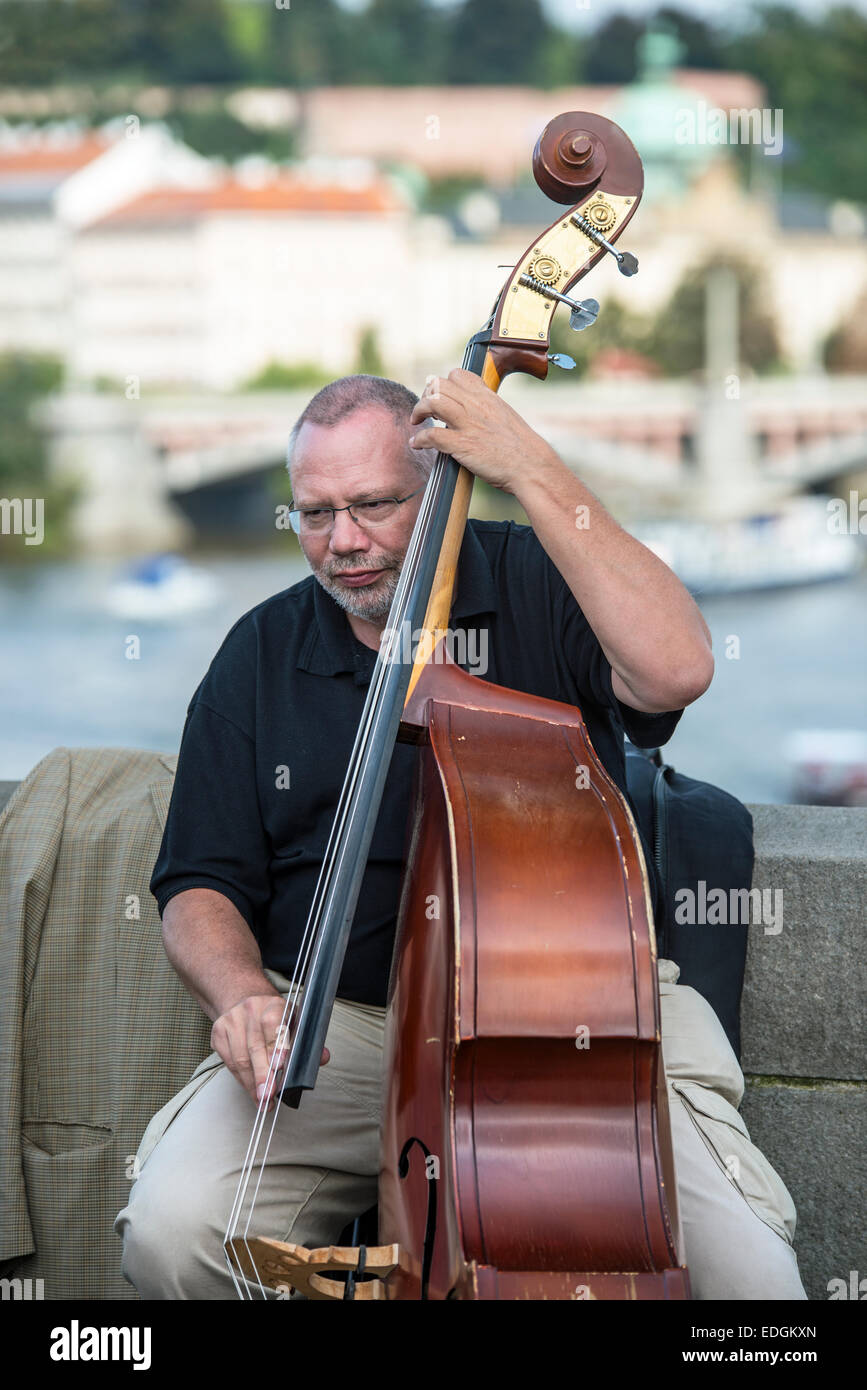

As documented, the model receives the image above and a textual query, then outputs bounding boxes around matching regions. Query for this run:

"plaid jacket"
[0,747,212,1299]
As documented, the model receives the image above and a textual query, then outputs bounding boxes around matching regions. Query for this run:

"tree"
[354,326,386,376]
[646,256,782,378]
[582,13,643,83]
[264,0,357,86]
[656,6,724,69]
[0,354,63,488]
[351,0,448,84]
[120,0,242,83]
[726,3,867,202]
[446,0,550,85]
[548,299,652,379]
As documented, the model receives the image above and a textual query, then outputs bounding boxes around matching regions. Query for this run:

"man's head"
[286,375,437,626]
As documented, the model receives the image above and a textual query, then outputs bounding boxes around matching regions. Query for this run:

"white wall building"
[0,121,213,359]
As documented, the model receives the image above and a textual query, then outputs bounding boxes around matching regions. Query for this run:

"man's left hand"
[409,367,558,494]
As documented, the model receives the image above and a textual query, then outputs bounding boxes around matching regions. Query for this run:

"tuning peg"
[518,275,601,337]
[569,298,599,332]
[571,211,639,278]
[548,353,577,370]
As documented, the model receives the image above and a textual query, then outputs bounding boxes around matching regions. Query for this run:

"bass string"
[256,343,478,1075]
[226,333,481,1294]
[225,449,457,1294]
[225,466,446,1278]
[263,338,479,1029]
[224,461,449,1297]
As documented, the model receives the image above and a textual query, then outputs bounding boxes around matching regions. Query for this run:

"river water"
[1,552,865,804]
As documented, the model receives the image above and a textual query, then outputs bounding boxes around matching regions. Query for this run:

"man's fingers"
[411,372,469,421]
[214,1020,258,1101]
[212,996,329,1107]
[410,425,459,454]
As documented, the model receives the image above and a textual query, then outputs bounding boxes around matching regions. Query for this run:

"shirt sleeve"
[546,554,684,749]
[150,617,272,931]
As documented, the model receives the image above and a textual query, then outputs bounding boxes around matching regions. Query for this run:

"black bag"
[624,743,754,1060]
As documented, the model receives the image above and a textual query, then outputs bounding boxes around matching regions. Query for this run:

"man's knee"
[116,1163,235,1300]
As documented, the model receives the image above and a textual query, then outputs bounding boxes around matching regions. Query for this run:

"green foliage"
[353,327,386,376]
[0,354,64,487]
[421,175,486,215]
[548,299,651,379]
[0,353,80,556]
[348,0,449,85]
[647,256,783,377]
[1,1,865,200]
[655,7,725,70]
[0,0,121,84]
[727,3,867,202]
[242,361,331,391]
[0,0,244,85]
[164,105,295,162]
[582,14,644,84]
[548,257,783,379]
[224,0,270,75]
[447,0,550,84]
[259,0,358,86]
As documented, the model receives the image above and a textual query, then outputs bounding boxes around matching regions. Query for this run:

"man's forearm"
[409,369,713,713]
[161,887,280,1022]
[512,450,714,713]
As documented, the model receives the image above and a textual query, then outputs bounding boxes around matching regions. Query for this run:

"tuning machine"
[570,211,639,277]
[518,274,600,336]
[568,298,599,332]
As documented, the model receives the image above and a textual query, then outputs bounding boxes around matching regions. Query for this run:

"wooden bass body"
[378,656,689,1300]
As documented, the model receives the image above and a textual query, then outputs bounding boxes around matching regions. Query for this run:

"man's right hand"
[210,993,330,1109]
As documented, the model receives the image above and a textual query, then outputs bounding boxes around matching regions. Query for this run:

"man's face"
[289,405,426,625]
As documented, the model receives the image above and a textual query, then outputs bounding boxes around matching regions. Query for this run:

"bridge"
[36,374,867,552]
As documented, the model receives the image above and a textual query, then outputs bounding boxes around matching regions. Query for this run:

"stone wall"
[1,778,863,1301]
[740,804,866,1302]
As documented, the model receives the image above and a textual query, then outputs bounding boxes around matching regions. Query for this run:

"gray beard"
[315,564,401,624]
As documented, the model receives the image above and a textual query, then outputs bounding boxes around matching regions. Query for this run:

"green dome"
[611,27,716,201]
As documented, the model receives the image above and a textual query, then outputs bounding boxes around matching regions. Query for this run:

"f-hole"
[397,1137,438,1300]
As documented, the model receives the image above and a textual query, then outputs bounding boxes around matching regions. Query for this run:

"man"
[115,371,806,1300]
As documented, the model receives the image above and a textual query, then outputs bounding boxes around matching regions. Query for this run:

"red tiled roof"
[90,178,402,227]
[673,69,766,108]
[0,135,112,176]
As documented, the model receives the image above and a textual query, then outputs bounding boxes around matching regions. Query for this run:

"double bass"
[225,111,690,1301]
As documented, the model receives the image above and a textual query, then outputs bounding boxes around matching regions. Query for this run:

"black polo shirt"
[151,519,683,1004]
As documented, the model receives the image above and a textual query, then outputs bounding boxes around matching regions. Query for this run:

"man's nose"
[328,509,371,552]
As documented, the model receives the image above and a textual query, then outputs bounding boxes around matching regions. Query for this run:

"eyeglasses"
[287,487,425,536]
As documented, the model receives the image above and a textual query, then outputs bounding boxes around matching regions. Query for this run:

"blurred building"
[0,39,864,389]
[0,122,212,357]
[294,70,765,182]
[71,165,422,389]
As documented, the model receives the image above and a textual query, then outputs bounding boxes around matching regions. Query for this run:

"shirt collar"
[298,520,499,681]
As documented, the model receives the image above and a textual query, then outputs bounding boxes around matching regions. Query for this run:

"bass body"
[379,656,689,1300]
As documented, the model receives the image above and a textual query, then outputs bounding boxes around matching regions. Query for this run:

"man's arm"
[508,455,713,713]
[162,888,328,1107]
[410,369,713,714]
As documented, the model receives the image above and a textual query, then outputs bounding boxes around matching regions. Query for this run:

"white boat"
[105,554,221,620]
[634,496,863,596]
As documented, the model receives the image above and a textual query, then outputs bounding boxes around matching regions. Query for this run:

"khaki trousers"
[115,961,807,1300]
